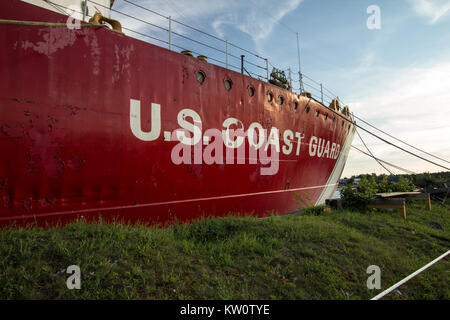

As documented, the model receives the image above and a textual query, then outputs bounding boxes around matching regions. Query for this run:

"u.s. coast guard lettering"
[129,98,341,176]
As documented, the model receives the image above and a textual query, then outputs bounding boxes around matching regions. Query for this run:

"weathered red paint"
[0,0,354,227]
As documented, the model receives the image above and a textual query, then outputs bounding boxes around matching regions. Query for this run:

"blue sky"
[112,0,450,177]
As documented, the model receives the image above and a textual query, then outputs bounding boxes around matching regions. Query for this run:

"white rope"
[371,250,450,300]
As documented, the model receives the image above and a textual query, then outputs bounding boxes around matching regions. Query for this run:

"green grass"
[0,202,448,299]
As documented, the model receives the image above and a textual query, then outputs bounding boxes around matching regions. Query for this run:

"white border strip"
[371,250,450,300]
[315,125,356,205]
[0,183,332,221]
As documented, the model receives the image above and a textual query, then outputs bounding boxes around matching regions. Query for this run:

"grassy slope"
[0,202,448,300]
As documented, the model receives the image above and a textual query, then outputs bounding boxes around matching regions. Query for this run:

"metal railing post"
[320,83,323,103]
[288,68,292,90]
[225,40,228,69]
[168,16,172,50]
[299,72,303,93]
[83,0,88,22]
[241,55,244,74]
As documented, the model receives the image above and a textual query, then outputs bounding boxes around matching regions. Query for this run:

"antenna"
[296,32,304,93]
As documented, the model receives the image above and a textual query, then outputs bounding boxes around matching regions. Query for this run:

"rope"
[122,26,169,45]
[371,250,450,300]
[303,78,450,169]
[355,124,450,171]
[242,66,253,78]
[118,0,267,60]
[0,19,108,28]
[301,97,450,172]
[352,113,450,165]
[355,129,393,175]
[90,0,266,68]
[351,146,415,174]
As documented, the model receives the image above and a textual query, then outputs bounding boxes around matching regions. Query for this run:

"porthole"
[324,113,328,120]
[267,92,273,102]
[305,105,310,113]
[224,79,232,91]
[279,96,284,105]
[196,71,205,84]
[332,117,336,123]
[294,101,299,110]
[248,86,255,97]
[341,121,344,127]
[316,110,320,117]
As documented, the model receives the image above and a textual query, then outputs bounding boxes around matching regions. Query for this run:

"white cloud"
[342,59,450,177]
[409,0,450,24]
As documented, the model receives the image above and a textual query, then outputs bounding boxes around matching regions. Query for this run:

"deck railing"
[45,0,351,112]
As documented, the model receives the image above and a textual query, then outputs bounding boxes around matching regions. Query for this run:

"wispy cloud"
[408,0,450,24]
[113,0,302,43]
[234,0,303,42]
[211,13,238,39]
[112,0,232,40]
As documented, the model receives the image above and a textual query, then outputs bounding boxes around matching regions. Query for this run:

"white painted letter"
[282,130,294,155]
[176,109,202,146]
[222,118,245,149]
[309,136,318,156]
[247,122,265,149]
[295,132,304,156]
[264,127,280,153]
[130,99,161,141]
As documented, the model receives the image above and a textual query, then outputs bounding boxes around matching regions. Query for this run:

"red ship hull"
[0,0,355,227]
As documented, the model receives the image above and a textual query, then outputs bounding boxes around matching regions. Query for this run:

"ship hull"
[0,0,355,227]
